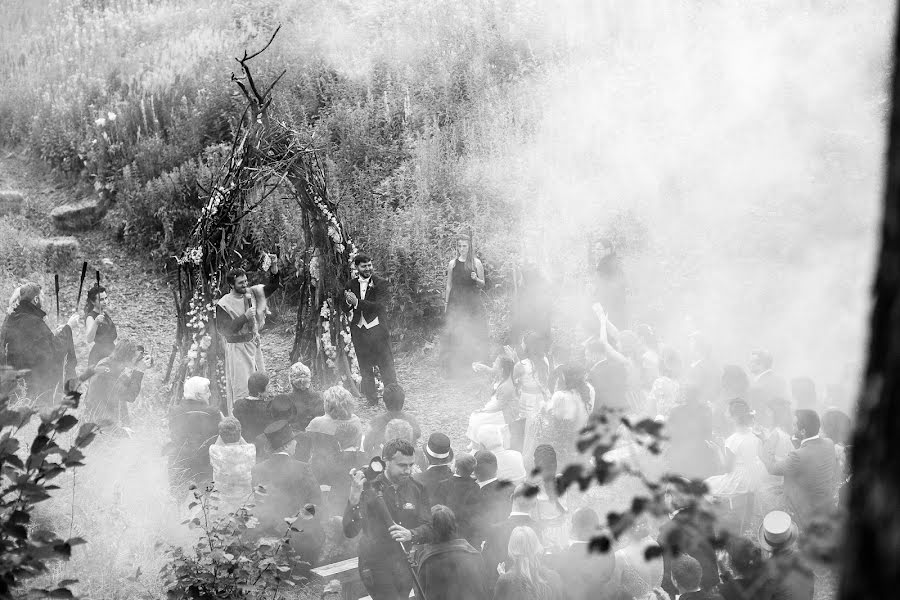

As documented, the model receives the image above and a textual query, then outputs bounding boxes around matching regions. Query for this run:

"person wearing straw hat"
[1,282,80,404]
[416,432,454,502]
[758,511,814,600]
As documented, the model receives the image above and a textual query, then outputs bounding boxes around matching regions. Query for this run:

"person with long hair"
[466,355,520,450]
[84,338,146,428]
[536,365,593,471]
[83,283,117,366]
[704,400,766,497]
[494,525,563,600]
[443,232,490,377]
[515,331,551,471]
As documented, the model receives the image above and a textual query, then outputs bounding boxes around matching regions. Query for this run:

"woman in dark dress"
[83,284,117,366]
[443,233,489,376]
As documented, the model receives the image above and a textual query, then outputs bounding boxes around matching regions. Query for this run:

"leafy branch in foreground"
[0,369,99,600]
[161,484,310,600]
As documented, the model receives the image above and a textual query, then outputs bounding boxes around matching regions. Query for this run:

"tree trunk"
[839,5,900,598]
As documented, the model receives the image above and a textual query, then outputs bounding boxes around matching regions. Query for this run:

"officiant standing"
[216,258,280,414]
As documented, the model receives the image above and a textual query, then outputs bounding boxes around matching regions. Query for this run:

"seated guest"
[318,421,366,515]
[549,507,629,600]
[665,384,719,481]
[586,335,630,414]
[659,482,719,597]
[758,511,814,600]
[416,432,454,501]
[363,382,421,453]
[379,418,427,475]
[84,338,146,428]
[469,450,512,547]
[494,526,563,600]
[168,376,222,486]
[416,505,490,600]
[821,407,852,504]
[704,400,766,497]
[615,515,665,596]
[758,409,838,528]
[465,355,520,450]
[233,372,273,443]
[252,420,324,570]
[477,425,525,485]
[716,537,773,600]
[208,417,256,513]
[482,483,540,584]
[538,364,594,470]
[433,453,479,539]
[306,385,363,436]
[671,554,724,600]
[272,361,324,431]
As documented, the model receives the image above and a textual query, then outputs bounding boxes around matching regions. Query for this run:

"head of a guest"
[84,283,108,315]
[110,338,140,366]
[721,365,750,400]
[219,417,242,444]
[382,382,406,412]
[766,398,793,433]
[477,425,504,453]
[794,409,821,440]
[556,363,590,399]
[183,376,211,404]
[8,282,42,314]
[671,553,703,593]
[425,432,453,466]
[822,408,852,446]
[269,395,297,422]
[382,438,415,484]
[727,537,765,579]
[431,505,458,543]
[323,386,355,420]
[247,372,270,398]
[494,355,515,382]
[336,420,363,450]
[749,350,774,377]
[289,362,312,391]
[511,483,537,513]
[791,377,818,410]
[353,254,374,279]
[384,418,414,444]
[533,444,558,480]
[571,506,601,543]
[264,420,296,454]
[226,267,249,295]
[507,526,544,576]
[728,399,755,429]
[454,453,476,478]
[474,450,498,482]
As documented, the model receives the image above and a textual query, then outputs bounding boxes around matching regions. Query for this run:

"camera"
[362,456,386,483]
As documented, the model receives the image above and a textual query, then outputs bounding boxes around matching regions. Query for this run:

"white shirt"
[800,434,820,446]
[354,277,380,329]
[477,477,497,488]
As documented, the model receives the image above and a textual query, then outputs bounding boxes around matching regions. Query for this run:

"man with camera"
[343,439,433,600]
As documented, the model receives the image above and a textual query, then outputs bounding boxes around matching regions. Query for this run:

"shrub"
[161,483,311,600]
[0,381,99,600]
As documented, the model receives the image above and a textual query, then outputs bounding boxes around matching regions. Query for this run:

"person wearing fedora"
[758,511,814,600]
[416,433,454,503]
[251,420,324,570]
[342,254,398,406]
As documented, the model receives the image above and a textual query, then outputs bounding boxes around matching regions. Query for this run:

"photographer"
[343,439,433,600]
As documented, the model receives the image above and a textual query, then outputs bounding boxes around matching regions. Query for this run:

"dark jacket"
[416,539,490,600]
[482,514,541,583]
[433,475,480,539]
[233,396,273,443]
[469,480,513,546]
[167,400,222,483]
[547,542,629,600]
[343,473,433,564]
[272,388,324,431]
[659,509,720,597]
[718,576,775,600]
[680,591,725,600]
[251,453,322,529]
[766,550,814,600]
[0,303,71,401]
[762,437,837,526]
[341,275,391,329]
[416,465,453,504]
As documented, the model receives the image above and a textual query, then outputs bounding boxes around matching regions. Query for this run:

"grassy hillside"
[1,0,893,378]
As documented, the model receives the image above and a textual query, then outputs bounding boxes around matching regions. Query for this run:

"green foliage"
[161,484,309,600]
[0,380,99,600]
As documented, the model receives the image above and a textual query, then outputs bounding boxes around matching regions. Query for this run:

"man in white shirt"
[477,425,526,485]
[342,254,397,406]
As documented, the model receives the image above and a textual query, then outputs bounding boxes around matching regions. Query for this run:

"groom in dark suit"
[342,253,397,405]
